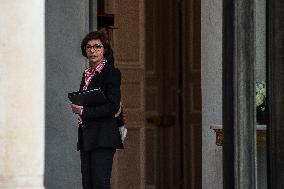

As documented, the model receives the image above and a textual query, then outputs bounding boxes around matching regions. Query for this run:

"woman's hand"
[71,104,83,114]
[122,107,127,124]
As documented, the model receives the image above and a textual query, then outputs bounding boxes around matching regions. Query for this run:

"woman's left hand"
[71,104,83,114]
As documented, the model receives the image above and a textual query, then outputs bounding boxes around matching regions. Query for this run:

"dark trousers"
[80,148,116,189]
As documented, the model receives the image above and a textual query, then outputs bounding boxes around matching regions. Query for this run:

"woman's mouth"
[89,55,97,59]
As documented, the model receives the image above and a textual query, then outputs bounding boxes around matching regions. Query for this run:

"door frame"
[267,0,284,188]
[222,0,257,188]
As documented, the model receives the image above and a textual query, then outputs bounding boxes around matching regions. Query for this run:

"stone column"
[0,1,45,188]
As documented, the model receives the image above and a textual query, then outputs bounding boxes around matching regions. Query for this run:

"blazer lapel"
[87,73,100,89]
[87,64,110,89]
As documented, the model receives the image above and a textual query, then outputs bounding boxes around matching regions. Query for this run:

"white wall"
[0,1,45,188]
[201,0,223,188]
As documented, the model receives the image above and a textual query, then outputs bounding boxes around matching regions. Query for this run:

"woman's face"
[85,39,105,65]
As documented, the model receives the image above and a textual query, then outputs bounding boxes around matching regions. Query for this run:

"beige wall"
[0,1,45,188]
[105,1,146,189]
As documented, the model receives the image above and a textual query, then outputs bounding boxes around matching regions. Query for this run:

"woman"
[71,31,123,189]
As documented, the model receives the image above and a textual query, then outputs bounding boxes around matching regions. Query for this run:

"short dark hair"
[81,31,114,66]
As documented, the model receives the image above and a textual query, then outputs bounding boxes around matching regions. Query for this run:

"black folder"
[68,88,107,106]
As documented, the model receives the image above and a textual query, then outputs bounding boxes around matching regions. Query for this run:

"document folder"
[68,88,107,106]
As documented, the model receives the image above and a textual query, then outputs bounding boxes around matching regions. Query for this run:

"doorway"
[145,0,201,188]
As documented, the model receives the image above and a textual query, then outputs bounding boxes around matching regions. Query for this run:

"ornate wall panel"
[105,0,146,188]
[114,128,142,188]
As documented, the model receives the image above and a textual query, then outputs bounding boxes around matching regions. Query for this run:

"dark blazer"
[77,63,124,151]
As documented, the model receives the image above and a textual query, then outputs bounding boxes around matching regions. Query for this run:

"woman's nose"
[90,48,95,53]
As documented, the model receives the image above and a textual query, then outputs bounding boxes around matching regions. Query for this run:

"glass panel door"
[255,0,268,188]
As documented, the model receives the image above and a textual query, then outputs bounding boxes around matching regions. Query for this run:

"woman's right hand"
[71,104,83,114]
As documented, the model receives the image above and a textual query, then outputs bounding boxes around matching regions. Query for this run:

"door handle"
[146,114,176,127]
